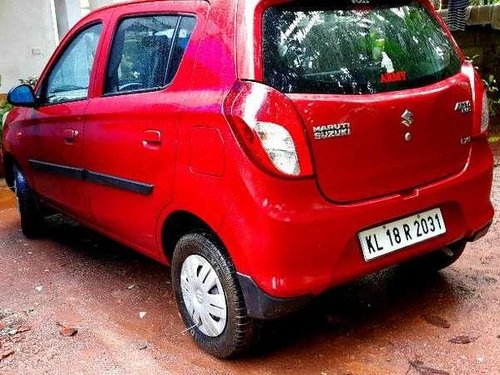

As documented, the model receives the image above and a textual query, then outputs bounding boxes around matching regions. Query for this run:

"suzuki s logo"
[401,110,414,142]
[401,110,414,127]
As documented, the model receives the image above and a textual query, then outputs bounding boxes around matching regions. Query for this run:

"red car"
[2,0,494,358]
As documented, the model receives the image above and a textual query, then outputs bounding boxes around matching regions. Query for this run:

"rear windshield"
[262,1,461,95]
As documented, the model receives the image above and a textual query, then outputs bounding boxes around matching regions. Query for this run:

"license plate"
[358,208,446,261]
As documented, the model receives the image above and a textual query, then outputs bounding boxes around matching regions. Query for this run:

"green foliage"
[469,0,500,5]
[468,55,499,120]
[0,100,13,139]
[18,77,38,88]
[484,74,500,118]
[0,100,12,122]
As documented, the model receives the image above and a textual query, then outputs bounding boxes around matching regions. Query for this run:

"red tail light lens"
[224,81,313,178]
[463,63,489,138]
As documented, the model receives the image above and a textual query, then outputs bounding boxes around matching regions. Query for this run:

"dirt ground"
[0,149,499,375]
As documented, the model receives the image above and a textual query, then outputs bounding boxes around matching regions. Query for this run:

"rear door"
[262,0,473,203]
[84,1,207,253]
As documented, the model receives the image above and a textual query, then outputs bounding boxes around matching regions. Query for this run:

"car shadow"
[250,268,464,357]
[43,214,163,268]
[41,214,471,361]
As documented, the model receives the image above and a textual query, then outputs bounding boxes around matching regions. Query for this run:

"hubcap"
[180,255,227,337]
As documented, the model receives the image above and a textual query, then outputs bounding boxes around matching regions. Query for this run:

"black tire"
[13,166,44,238]
[401,241,466,273]
[171,232,259,358]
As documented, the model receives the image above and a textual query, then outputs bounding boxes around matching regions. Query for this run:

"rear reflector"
[481,91,489,134]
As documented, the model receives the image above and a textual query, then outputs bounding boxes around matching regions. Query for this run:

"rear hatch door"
[262,0,472,203]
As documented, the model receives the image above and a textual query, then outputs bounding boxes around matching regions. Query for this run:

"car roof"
[93,0,212,14]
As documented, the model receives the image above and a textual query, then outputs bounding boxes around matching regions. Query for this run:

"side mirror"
[7,84,38,108]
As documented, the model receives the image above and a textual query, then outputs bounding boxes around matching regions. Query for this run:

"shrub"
[484,74,500,119]
[0,100,13,139]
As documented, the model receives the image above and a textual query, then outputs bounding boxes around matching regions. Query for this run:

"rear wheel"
[401,242,466,273]
[171,233,259,358]
[13,166,43,238]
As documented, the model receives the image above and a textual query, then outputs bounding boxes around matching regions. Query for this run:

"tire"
[171,232,259,358]
[13,166,44,238]
[401,241,466,273]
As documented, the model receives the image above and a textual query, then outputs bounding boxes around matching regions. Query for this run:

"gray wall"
[54,0,83,40]
[0,0,126,94]
[0,0,58,93]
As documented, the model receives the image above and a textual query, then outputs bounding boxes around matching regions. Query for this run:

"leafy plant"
[483,74,500,118]
[0,100,13,139]
[469,0,500,5]
[18,76,38,88]
[468,55,500,121]
[0,100,12,121]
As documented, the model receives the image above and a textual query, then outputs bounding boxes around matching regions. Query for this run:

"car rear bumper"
[221,139,494,308]
[237,273,313,319]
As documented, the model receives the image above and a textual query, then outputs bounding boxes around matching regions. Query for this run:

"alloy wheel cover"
[180,254,228,337]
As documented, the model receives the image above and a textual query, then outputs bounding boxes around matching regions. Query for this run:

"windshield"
[262,1,461,95]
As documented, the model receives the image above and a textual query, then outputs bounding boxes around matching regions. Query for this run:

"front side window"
[46,23,102,104]
[263,1,461,95]
[104,15,195,95]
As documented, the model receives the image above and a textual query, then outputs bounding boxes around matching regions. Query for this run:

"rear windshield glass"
[262,1,461,95]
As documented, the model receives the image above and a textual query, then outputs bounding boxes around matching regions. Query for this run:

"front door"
[27,22,104,219]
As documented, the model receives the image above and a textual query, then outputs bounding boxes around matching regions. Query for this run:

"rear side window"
[104,15,195,95]
[263,1,461,95]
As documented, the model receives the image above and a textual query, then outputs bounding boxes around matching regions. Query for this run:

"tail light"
[223,81,313,178]
[463,62,489,138]
[480,90,489,134]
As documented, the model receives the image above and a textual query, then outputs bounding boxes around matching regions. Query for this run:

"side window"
[166,17,196,84]
[45,23,102,104]
[104,15,195,95]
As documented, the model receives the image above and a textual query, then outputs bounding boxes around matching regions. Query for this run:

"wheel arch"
[161,210,226,264]
[3,152,17,190]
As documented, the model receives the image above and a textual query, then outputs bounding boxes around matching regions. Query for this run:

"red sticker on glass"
[380,71,407,83]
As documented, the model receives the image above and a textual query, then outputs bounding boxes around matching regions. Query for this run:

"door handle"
[143,130,162,148]
[63,128,79,144]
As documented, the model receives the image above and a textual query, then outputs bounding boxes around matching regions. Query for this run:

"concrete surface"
[0,158,499,374]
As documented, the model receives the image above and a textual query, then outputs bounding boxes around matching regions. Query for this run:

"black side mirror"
[7,84,38,108]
